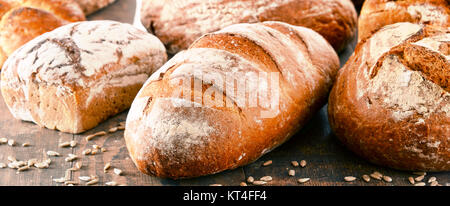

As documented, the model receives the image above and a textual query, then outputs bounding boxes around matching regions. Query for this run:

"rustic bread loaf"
[75,0,116,15]
[0,0,86,69]
[328,22,449,171]
[140,0,357,54]
[359,0,449,41]
[1,20,167,134]
[124,21,340,179]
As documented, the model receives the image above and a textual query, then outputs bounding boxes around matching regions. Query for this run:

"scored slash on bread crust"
[140,0,357,54]
[124,21,340,179]
[328,23,449,171]
[1,20,167,134]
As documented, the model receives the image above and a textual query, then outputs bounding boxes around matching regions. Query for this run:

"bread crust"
[1,20,167,133]
[140,0,357,54]
[359,0,449,41]
[328,23,449,171]
[124,21,339,179]
[74,0,116,15]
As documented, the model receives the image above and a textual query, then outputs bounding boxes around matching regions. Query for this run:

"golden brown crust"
[358,0,449,42]
[141,0,357,54]
[124,21,339,179]
[328,23,449,171]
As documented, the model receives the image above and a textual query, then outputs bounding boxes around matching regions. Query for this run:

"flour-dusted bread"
[358,0,449,41]
[124,21,340,179]
[140,0,357,54]
[0,0,86,69]
[75,0,116,15]
[1,20,167,134]
[328,23,449,171]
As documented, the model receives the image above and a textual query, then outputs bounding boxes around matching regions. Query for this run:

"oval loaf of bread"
[124,21,340,179]
[1,20,167,134]
[328,23,449,171]
[140,0,357,53]
[358,0,449,41]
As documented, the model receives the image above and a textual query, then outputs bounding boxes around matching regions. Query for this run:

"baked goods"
[0,0,85,69]
[75,0,116,15]
[140,0,357,54]
[358,0,449,41]
[1,20,167,134]
[328,22,449,171]
[124,21,340,179]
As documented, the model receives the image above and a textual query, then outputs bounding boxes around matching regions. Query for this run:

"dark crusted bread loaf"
[1,20,167,133]
[328,22,449,171]
[358,0,449,41]
[140,0,357,54]
[124,21,340,179]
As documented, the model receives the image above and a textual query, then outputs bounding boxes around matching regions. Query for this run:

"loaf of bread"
[1,20,167,134]
[0,0,86,69]
[359,0,449,41]
[124,21,340,179]
[328,22,449,171]
[140,0,357,54]
[75,0,116,15]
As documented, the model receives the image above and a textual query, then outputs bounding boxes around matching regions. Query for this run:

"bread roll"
[75,0,116,15]
[1,20,167,134]
[124,21,340,179]
[328,22,449,171]
[359,0,449,41]
[0,0,86,69]
[140,0,357,54]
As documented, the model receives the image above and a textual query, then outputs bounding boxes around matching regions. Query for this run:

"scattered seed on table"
[383,176,393,183]
[65,154,78,162]
[86,179,99,185]
[240,182,247,186]
[59,142,71,148]
[344,176,357,182]
[0,163,6,168]
[82,149,92,155]
[7,156,16,162]
[260,176,272,182]
[34,162,49,169]
[414,182,426,186]
[408,177,415,185]
[210,184,222,186]
[101,148,107,152]
[53,177,66,183]
[27,159,37,167]
[64,181,79,186]
[17,165,29,172]
[430,181,439,186]
[109,127,118,133]
[0,138,7,144]
[7,139,15,146]
[300,160,307,168]
[413,172,426,176]
[291,161,299,167]
[85,131,107,141]
[75,162,82,169]
[69,140,77,147]
[79,176,91,182]
[415,175,425,182]
[46,151,60,156]
[288,170,295,176]
[106,181,118,186]
[117,125,125,130]
[298,178,310,183]
[91,149,99,155]
[252,181,267,186]
[262,160,272,166]
[362,175,370,182]
[114,168,123,176]
[247,176,254,183]
[22,142,30,147]
[370,172,383,180]
[104,163,111,173]
[428,177,437,183]
[92,145,100,149]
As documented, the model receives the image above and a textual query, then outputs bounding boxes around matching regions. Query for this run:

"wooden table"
[0,0,448,186]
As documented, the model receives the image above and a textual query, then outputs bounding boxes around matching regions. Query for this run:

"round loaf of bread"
[1,20,167,134]
[74,0,116,15]
[328,22,449,171]
[124,21,340,179]
[140,0,357,54]
[358,0,449,41]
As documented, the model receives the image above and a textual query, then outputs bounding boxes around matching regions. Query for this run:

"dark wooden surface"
[0,0,448,186]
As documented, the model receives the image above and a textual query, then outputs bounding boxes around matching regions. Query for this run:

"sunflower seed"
[297,178,310,183]
[92,145,100,149]
[91,149,98,155]
[408,177,415,184]
[413,172,426,176]
[7,156,16,162]
[59,142,71,148]
[106,181,118,186]
[240,182,247,186]
[260,176,272,182]
[288,170,295,176]
[7,139,15,146]
[370,172,383,180]
[53,177,66,183]
[362,175,370,182]
[344,176,357,182]
[44,159,51,164]
[46,151,60,156]
[75,162,82,169]
[79,176,91,181]
[64,181,79,185]
[300,160,307,168]
[414,182,426,186]
[428,177,437,183]
[119,122,125,127]
[34,162,49,169]
[104,163,111,172]
[86,179,99,185]
[291,161,299,167]
[82,149,91,155]
[415,175,425,182]
[383,176,393,183]
[22,142,30,147]
[17,165,29,172]
[69,140,77,147]
[252,181,267,185]
[0,138,7,144]
[247,176,254,183]
[210,184,222,186]
[262,160,272,166]
[27,159,38,167]
[85,131,107,141]
[117,125,125,130]
[113,168,123,176]
[0,163,6,168]
[108,127,118,133]
[101,148,107,152]
[430,181,438,186]
[65,154,78,162]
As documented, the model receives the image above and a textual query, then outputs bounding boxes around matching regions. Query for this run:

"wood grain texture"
[0,0,448,186]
